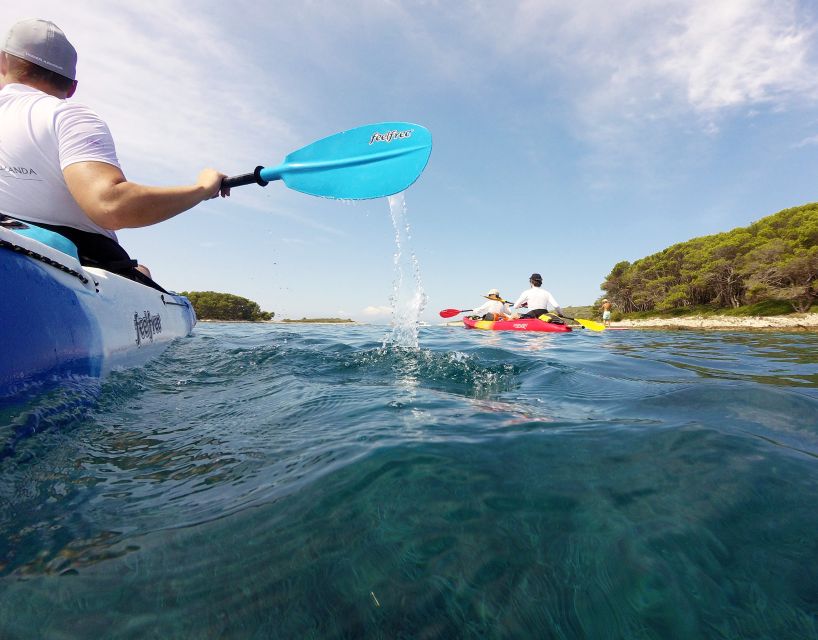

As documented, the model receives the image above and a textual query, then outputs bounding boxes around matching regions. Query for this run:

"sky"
[9,0,818,322]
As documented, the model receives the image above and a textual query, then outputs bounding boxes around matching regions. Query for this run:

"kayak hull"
[463,316,572,332]
[1,226,196,398]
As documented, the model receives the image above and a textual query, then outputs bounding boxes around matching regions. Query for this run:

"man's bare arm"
[63,161,228,231]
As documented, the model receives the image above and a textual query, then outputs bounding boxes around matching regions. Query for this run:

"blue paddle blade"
[259,122,432,200]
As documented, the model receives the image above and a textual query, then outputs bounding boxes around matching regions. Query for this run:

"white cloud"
[794,134,818,148]
[227,198,348,237]
[370,0,818,135]
[656,0,818,112]
[362,305,392,316]
[413,0,818,179]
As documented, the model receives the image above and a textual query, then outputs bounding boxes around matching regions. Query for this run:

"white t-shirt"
[512,287,561,312]
[0,83,120,239]
[472,299,510,316]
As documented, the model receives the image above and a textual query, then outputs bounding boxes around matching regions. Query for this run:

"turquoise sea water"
[1,323,818,639]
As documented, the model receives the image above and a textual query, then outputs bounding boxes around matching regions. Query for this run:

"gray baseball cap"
[3,19,77,80]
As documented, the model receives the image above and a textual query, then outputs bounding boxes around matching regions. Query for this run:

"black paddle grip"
[222,166,269,189]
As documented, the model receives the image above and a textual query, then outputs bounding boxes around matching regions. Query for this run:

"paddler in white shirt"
[510,273,564,320]
[0,18,229,287]
[471,288,511,321]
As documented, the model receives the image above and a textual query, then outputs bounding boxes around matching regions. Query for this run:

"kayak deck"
[463,316,572,332]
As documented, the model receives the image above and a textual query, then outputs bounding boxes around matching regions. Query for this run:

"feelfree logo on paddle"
[134,310,162,346]
[368,129,413,144]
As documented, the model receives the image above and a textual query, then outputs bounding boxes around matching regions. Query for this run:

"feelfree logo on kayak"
[134,310,162,346]
[368,129,413,145]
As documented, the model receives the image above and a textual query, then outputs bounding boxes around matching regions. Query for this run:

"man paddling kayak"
[510,273,563,320]
[0,18,229,287]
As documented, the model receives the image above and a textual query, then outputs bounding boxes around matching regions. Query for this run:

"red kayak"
[463,317,572,333]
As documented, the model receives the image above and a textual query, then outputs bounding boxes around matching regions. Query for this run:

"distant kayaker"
[470,288,511,321]
[0,19,229,287]
[510,273,563,320]
[601,298,612,326]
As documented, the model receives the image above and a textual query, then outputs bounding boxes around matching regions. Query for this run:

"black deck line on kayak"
[160,294,189,307]
[0,237,90,285]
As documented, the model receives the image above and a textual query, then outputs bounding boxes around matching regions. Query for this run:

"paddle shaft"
[222,166,271,189]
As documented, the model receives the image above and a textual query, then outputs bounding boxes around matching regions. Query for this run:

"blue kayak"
[1,223,196,398]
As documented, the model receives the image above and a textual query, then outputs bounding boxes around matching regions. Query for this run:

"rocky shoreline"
[613,313,818,331]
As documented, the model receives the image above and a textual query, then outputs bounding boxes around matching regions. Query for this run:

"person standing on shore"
[510,273,563,319]
[0,18,230,286]
[601,298,612,326]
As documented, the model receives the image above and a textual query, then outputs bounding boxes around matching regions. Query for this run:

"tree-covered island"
[181,291,274,321]
[601,203,818,317]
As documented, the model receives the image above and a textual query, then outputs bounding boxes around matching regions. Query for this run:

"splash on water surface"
[384,192,427,349]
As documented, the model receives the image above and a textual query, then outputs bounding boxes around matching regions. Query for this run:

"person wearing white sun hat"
[470,288,511,321]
